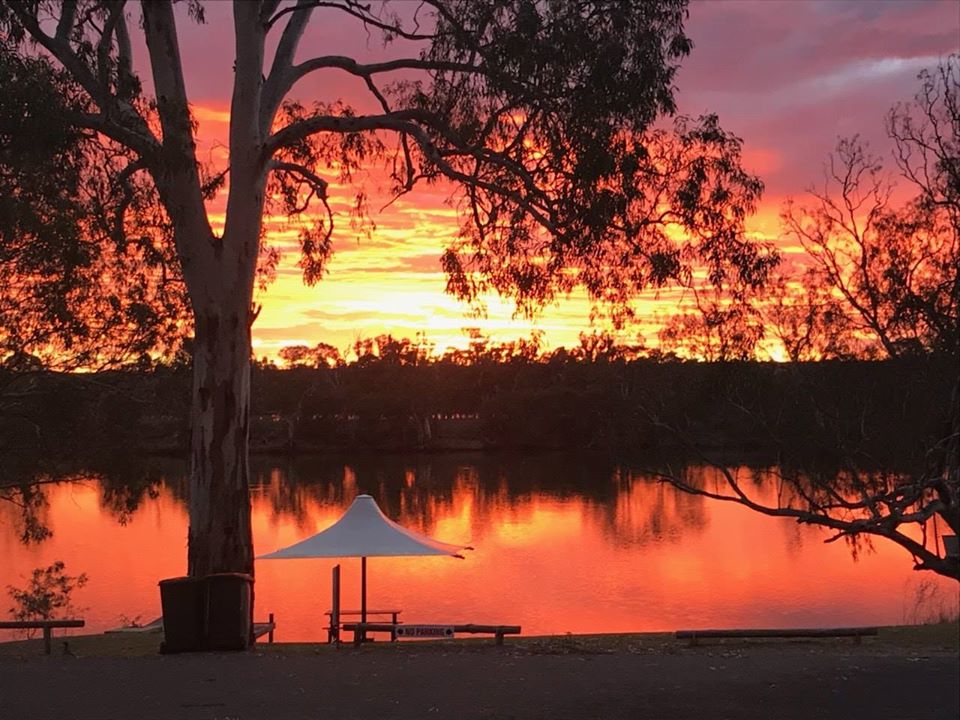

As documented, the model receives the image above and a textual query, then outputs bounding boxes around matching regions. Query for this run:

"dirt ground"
[1,627,957,720]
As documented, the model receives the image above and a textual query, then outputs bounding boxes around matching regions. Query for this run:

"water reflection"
[1,453,956,642]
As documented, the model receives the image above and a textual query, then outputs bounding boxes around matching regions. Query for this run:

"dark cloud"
[678,0,958,201]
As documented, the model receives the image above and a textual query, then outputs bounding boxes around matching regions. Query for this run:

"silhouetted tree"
[658,288,765,361]
[781,58,959,360]
[0,44,187,372]
[1,0,772,578]
[7,561,87,625]
[650,61,958,580]
[654,434,958,580]
[277,345,313,369]
[761,267,858,361]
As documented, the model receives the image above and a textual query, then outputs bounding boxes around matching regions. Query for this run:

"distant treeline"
[0,354,953,473]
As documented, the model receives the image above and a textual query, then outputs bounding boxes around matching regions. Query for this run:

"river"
[1,453,955,642]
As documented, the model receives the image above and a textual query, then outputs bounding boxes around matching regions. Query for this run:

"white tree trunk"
[187,290,254,577]
[177,1,266,578]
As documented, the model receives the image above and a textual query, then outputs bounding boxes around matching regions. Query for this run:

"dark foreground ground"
[1,627,957,720]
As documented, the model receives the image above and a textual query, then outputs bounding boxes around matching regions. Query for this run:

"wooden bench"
[675,627,879,646]
[0,619,85,654]
[324,609,401,643]
[343,622,521,647]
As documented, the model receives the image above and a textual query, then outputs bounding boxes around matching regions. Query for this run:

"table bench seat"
[324,609,401,643]
[342,622,521,646]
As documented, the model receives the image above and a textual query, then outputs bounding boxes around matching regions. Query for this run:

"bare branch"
[9,2,158,159]
[294,54,479,82]
[140,2,212,247]
[97,1,126,103]
[268,159,329,200]
[261,0,315,135]
[266,0,439,40]
[9,2,108,108]
[114,8,133,91]
[55,0,77,41]
[259,0,283,25]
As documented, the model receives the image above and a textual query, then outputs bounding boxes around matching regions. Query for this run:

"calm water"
[1,453,955,642]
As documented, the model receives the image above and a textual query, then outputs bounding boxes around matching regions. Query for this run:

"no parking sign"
[396,625,455,638]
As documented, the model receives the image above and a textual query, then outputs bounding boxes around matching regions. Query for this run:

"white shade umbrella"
[258,494,470,632]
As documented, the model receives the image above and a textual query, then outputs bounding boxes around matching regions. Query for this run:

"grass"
[1,622,957,659]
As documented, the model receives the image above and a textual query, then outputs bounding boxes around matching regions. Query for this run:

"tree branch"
[9,2,158,159]
[97,3,125,91]
[261,0,314,136]
[61,110,159,161]
[269,160,334,233]
[9,2,108,108]
[269,160,329,200]
[293,54,479,82]
[266,0,439,40]
[140,1,213,254]
[55,0,78,41]
[111,158,149,243]
[266,108,557,233]
[114,8,134,95]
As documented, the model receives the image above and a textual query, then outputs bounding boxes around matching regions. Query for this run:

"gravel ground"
[1,632,958,720]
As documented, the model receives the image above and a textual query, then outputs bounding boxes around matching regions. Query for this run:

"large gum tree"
[1,0,773,578]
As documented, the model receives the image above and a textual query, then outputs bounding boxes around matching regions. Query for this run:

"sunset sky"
[165,0,959,360]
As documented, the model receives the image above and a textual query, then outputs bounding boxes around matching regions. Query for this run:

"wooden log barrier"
[675,627,879,646]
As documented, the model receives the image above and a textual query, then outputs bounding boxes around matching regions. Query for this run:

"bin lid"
[158,576,197,586]
[159,573,253,585]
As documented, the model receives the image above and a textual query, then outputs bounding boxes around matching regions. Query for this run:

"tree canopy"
[657,57,959,364]
[0,41,187,372]
[0,0,774,585]
[646,59,959,579]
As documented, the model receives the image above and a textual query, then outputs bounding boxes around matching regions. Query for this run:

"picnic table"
[325,609,402,643]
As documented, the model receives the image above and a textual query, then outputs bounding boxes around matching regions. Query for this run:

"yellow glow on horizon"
[184,101,796,362]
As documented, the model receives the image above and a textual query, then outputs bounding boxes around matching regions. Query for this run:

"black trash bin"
[158,576,205,653]
[203,572,253,651]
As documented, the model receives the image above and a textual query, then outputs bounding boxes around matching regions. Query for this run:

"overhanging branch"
[266,110,558,234]
[266,0,439,40]
[62,110,159,162]
[9,2,159,160]
[261,0,314,135]
[292,55,480,82]
[268,159,329,203]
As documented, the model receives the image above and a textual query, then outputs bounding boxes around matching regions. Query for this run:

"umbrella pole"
[360,556,367,642]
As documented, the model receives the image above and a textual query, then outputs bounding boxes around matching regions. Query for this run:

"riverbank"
[1,624,957,719]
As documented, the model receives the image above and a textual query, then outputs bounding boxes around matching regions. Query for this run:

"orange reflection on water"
[2,461,956,643]
[0,480,188,633]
